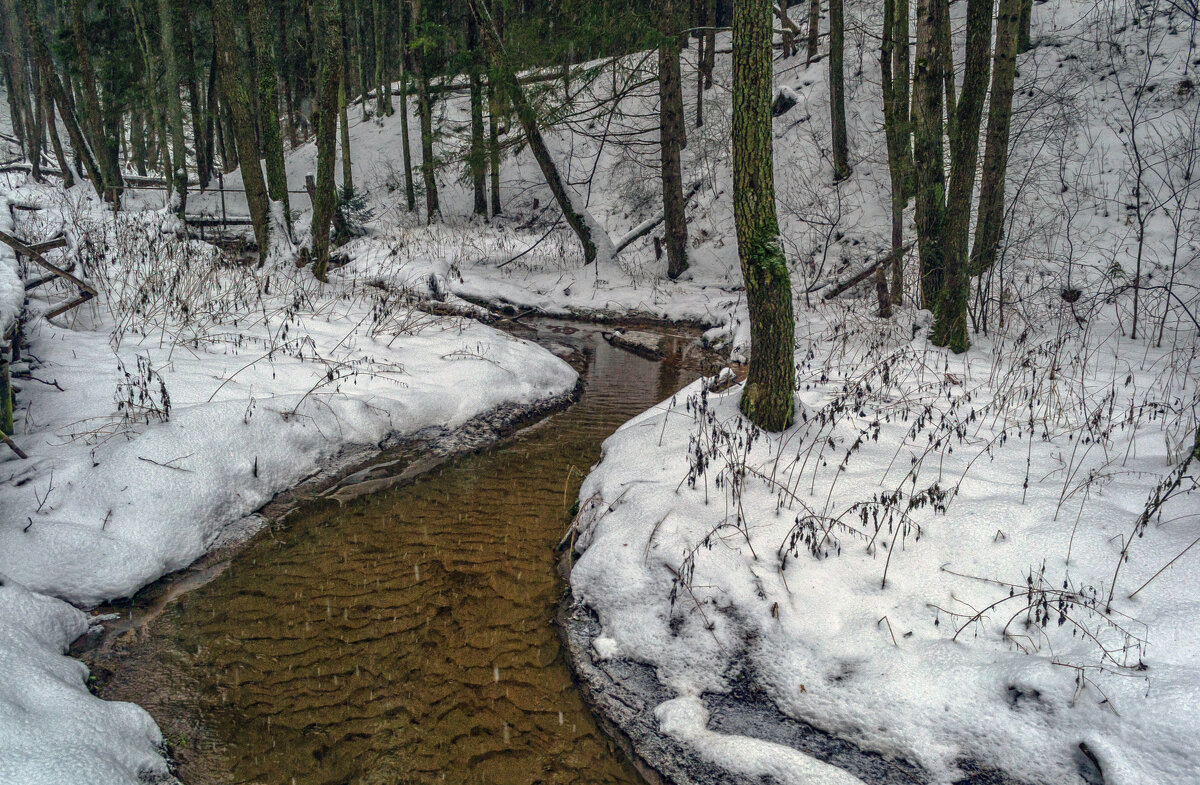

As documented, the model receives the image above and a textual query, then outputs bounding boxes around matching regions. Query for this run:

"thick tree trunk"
[913,0,947,310]
[470,0,599,263]
[659,5,689,279]
[250,0,290,225]
[213,0,271,262]
[933,0,994,352]
[970,0,1020,276]
[312,0,342,279]
[467,14,487,217]
[280,0,298,148]
[411,0,438,222]
[829,0,850,180]
[893,0,912,205]
[159,0,188,215]
[733,0,795,432]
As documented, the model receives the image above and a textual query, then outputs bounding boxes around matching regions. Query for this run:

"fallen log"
[810,243,914,300]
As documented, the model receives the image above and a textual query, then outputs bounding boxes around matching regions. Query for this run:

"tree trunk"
[213,0,271,262]
[250,0,289,225]
[20,0,104,193]
[411,0,438,222]
[659,4,689,279]
[1017,0,1032,53]
[471,0,599,264]
[913,0,947,310]
[933,0,993,352]
[970,0,1020,276]
[733,0,795,432]
[69,0,121,199]
[280,0,298,148]
[180,2,208,188]
[40,68,73,186]
[487,79,501,216]
[806,0,819,63]
[312,0,342,280]
[467,13,487,217]
[829,0,850,180]
[374,0,392,116]
[938,0,956,143]
[880,0,903,312]
[159,0,188,215]
[398,0,415,211]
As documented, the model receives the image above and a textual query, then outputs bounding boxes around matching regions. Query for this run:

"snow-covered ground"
[2,0,1198,780]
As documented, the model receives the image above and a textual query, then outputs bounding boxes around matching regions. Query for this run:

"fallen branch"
[612,181,705,255]
[0,229,97,296]
[810,243,914,300]
[2,434,27,459]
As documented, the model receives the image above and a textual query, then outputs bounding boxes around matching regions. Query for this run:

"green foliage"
[335,185,374,242]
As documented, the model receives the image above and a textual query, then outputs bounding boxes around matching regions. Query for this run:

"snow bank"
[0,574,168,784]
[569,308,1199,785]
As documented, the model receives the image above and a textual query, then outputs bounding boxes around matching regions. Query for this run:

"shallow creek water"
[140,322,710,785]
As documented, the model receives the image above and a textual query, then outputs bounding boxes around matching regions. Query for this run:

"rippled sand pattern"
[170,328,702,785]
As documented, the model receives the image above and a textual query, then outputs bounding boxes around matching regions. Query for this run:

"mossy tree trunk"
[659,0,688,279]
[158,0,188,216]
[213,0,271,262]
[374,0,393,116]
[829,0,850,180]
[733,0,795,432]
[933,0,994,352]
[970,0,1020,276]
[913,0,947,311]
[411,0,439,222]
[250,0,290,228]
[311,0,342,280]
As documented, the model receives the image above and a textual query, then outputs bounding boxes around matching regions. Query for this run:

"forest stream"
[81,319,717,785]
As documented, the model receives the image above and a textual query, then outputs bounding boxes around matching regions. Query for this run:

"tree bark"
[70,0,121,199]
[467,12,487,217]
[733,0,795,432]
[880,0,902,312]
[913,0,947,310]
[806,0,819,63]
[829,0,850,180]
[933,0,994,352]
[180,2,209,188]
[212,0,271,262]
[1017,0,1032,53]
[250,0,290,225]
[312,0,342,280]
[20,0,103,193]
[970,0,1020,276]
[411,0,438,222]
[159,0,188,215]
[487,79,501,216]
[374,0,393,116]
[398,0,416,211]
[659,3,689,279]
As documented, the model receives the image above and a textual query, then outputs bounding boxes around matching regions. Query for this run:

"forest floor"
[2,0,1199,782]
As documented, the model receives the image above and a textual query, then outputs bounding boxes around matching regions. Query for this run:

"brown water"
[161,323,708,785]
